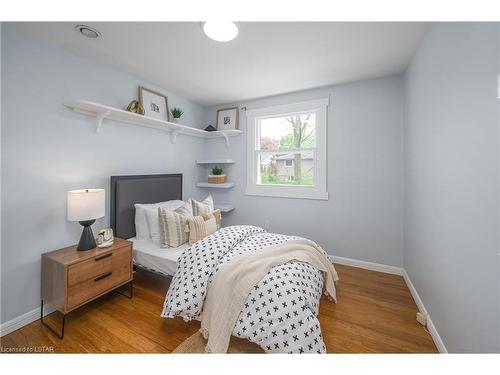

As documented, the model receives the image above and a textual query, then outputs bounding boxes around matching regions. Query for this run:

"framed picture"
[139,86,170,121]
[216,107,239,130]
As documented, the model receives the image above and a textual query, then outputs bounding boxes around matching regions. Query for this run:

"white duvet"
[161,225,336,353]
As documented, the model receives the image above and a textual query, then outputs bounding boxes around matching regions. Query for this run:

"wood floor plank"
[0,264,437,353]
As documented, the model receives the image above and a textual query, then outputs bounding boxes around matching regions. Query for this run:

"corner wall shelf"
[215,204,235,213]
[196,182,235,189]
[196,160,236,214]
[64,100,242,146]
[196,159,235,165]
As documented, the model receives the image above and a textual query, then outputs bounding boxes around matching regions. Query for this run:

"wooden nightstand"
[41,238,133,338]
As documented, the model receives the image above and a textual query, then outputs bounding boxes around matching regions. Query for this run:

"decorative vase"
[126,100,145,115]
[172,117,180,123]
[208,174,226,184]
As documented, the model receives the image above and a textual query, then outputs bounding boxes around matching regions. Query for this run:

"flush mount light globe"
[202,21,239,42]
[75,24,101,39]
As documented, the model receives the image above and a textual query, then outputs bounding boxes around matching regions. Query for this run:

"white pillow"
[134,200,184,239]
[145,200,191,241]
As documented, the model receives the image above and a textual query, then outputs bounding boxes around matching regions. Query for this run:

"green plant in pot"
[170,107,184,123]
[208,165,226,184]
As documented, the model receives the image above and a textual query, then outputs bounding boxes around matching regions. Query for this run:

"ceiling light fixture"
[202,21,239,42]
[75,24,101,39]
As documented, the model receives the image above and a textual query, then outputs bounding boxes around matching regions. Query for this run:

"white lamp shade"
[67,189,105,222]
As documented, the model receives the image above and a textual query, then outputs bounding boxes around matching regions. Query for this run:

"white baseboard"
[402,271,448,353]
[330,255,405,275]
[0,303,55,337]
[330,254,446,353]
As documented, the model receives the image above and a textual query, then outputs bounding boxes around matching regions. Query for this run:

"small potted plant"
[170,107,184,123]
[208,166,226,184]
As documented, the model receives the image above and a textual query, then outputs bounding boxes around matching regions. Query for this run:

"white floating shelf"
[196,182,235,189]
[196,159,235,165]
[64,100,242,146]
[215,204,235,213]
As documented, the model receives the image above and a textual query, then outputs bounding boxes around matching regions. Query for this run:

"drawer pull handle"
[95,253,112,261]
[94,272,112,282]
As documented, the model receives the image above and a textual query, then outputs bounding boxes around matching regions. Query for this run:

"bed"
[110,173,338,354]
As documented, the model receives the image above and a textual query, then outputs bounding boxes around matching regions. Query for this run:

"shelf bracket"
[95,110,110,133]
[170,129,182,144]
[222,132,230,147]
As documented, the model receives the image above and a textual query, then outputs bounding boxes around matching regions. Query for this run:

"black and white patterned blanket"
[161,225,335,353]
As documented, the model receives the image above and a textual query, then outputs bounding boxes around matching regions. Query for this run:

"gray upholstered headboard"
[110,174,183,239]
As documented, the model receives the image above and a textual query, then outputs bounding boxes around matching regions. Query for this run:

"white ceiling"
[15,22,428,106]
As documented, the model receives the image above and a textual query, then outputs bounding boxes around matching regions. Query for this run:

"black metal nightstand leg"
[114,280,133,299]
[40,299,65,339]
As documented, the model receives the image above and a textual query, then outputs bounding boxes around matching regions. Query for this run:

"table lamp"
[67,189,105,251]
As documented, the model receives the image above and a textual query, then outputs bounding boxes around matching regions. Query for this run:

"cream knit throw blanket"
[199,239,339,353]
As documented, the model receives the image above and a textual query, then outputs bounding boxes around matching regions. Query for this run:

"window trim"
[245,97,329,200]
[284,159,294,168]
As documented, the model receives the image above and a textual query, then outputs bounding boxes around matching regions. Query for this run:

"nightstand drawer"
[67,246,130,286]
[67,260,131,310]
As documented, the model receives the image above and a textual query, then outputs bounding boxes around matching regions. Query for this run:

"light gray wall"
[0,24,207,323]
[0,24,3,321]
[404,23,500,352]
[498,23,500,353]
[203,75,405,266]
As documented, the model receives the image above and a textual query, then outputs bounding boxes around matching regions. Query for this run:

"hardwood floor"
[1,264,437,353]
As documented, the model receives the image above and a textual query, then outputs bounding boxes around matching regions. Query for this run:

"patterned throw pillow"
[190,195,214,216]
[143,200,187,241]
[186,209,222,244]
[158,202,193,248]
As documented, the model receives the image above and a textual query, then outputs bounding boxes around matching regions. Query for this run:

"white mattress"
[130,237,189,276]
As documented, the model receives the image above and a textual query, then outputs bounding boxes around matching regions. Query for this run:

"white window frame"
[245,97,329,200]
[284,159,294,168]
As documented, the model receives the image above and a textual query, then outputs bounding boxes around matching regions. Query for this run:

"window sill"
[245,186,329,200]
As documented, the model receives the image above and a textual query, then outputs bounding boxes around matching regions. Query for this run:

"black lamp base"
[77,220,97,251]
